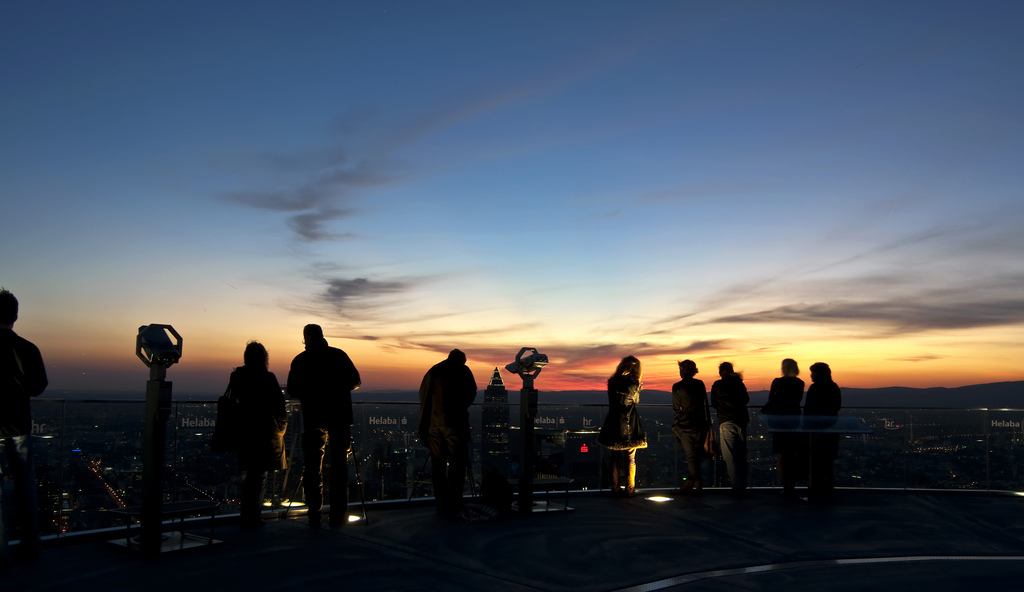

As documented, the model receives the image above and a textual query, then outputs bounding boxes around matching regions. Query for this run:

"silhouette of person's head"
[781,358,799,378]
[809,362,832,383]
[303,324,325,347]
[0,288,18,326]
[243,341,269,371]
[447,348,467,365]
[718,361,734,379]
[678,359,698,378]
[612,355,642,383]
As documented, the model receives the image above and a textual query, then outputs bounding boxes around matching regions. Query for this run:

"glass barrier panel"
[26,400,1024,539]
[987,409,1024,492]
[28,399,65,537]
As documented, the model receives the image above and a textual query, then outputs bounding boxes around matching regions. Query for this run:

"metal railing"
[22,399,1024,537]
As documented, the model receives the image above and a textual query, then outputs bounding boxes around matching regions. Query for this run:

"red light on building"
[581,444,589,453]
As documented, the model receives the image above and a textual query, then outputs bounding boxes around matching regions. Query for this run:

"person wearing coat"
[710,362,749,496]
[597,356,647,497]
[805,362,842,503]
[418,349,477,516]
[229,341,287,529]
[761,358,805,498]
[287,323,361,528]
[0,289,46,564]
[671,359,710,495]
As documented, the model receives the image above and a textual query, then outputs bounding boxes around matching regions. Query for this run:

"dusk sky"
[3,1,1022,395]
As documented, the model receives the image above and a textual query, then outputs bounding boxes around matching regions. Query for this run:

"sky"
[2,1,1023,395]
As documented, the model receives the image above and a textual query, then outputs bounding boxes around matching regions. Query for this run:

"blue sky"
[2,1,1022,394]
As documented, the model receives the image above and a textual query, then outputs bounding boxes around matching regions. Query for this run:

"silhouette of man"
[0,289,47,564]
[710,361,749,496]
[418,349,477,516]
[287,324,360,528]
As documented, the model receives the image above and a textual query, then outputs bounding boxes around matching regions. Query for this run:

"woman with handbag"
[671,360,711,496]
[597,356,648,497]
[228,341,288,528]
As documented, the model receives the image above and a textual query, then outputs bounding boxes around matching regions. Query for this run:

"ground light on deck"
[647,496,673,503]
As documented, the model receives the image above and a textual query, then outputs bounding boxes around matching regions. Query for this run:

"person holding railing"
[228,341,287,529]
[711,362,749,496]
[598,356,647,497]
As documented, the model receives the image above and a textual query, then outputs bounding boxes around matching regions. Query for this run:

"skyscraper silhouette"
[481,367,510,477]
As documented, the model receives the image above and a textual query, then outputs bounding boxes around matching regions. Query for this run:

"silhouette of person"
[0,289,46,565]
[671,360,709,495]
[228,341,287,528]
[597,356,647,497]
[761,358,805,498]
[710,362,749,495]
[287,324,360,528]
[418,349,477,516]
[805,362,841,503]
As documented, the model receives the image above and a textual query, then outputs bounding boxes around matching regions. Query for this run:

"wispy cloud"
[554,340,731,368]
[288,209,356,241]
[704,289,1024,334]
[214,125,423,244]
[319,277,416,316]
[888,354,944,362]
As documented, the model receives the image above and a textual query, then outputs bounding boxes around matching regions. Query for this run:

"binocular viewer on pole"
[504,347,549,513]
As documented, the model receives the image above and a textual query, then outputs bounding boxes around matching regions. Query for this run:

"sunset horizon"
[4,2,1022,396]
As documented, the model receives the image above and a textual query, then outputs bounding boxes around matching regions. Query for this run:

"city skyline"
[3,2,1023,394]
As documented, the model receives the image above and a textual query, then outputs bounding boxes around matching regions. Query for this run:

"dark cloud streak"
[706,292,1024,334]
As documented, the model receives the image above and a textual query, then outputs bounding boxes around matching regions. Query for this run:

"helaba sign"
[368,416,408,426]
[181,416,216,428]
[991,420,1021,429]
[535,416,565,426]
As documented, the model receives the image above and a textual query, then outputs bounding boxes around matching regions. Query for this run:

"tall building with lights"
[481,367,510,478]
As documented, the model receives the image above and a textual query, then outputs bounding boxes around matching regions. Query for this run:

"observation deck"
[5,489,1024,591]
[6,399,1024,590]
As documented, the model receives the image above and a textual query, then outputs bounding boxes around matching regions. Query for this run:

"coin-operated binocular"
[135,324,182,554]
[137,324,182,376]
[504,347,549,513]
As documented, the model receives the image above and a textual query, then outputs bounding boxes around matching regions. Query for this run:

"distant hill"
[835,381,1024,409]
[548,382,1024,409]
[46,381,1024,409]
[356,380,1024,409]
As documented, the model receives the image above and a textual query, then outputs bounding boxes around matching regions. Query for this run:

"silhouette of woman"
[597,356,647,497]
[228,341,287,528]
[762,359,804,498]
[805,362,841,503]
